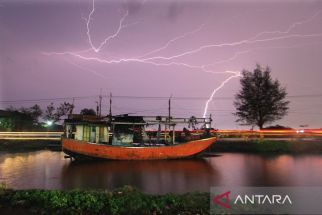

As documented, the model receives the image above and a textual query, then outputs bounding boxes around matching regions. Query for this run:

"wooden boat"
[62,136,215,160]
[62,114,216,160]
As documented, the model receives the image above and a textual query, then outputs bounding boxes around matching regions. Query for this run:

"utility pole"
[70,97,75,115]
[96,101,99,117]
[109,93,112,118]
[168,97,171,124]
[98,90,102,117]
[99,95,102,117]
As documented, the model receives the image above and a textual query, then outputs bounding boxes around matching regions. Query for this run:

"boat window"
[75,125,83,141]
[99,126,106,143]
[90,126,96,143]
[83,125,90,142]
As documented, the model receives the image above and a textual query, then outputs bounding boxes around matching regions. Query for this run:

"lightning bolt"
[248,9,322,40]
[142,32,322,62]
[43,32,322,79]
[140,9,322,62]
[44,32,322,67]
[43,32,322,120]
[85,0,129,53]
[202,50,250,69]
[43,3,322,118]
[43,51,217,76]
[43,50,245,77]
[202,71,241,118]
[138,24,205,58]
[63,58,108,80]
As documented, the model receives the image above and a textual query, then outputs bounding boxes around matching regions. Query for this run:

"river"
[1,150,322,194]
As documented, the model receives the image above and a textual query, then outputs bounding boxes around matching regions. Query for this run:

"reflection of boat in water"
[61,158,220,193]
[62,113,216,160]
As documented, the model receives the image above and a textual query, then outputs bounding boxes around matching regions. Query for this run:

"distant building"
[0,110,11,117]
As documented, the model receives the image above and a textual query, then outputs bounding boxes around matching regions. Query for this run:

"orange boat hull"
[62,137,216,160]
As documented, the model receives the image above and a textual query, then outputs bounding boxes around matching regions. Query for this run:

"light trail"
[86,0,129,53]
[215,129,322,137]
[202,71,241,118]
[0,132,62,134]
[0,131,62,140]
[0,137,61,140]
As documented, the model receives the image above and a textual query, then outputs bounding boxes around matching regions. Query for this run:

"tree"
[0,118,14,131]
[28,104,43,124]
[44,103,56,121]
[54,102,74,122]
[80,108,96,116]
[43,102,74,123]
[234,64,289,129]
[16,105,43,125]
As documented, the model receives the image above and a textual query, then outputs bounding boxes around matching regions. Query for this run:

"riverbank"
[2,138,322,154]
[211,138,322,153]
[0,185,208,215]
[0,140,61,152]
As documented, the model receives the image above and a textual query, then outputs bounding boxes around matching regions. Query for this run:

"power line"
[0,95,96,104]
[1,93,322,104]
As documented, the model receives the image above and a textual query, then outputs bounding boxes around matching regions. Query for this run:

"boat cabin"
[64,114,109,144]
[64,114,149,146]
[111,115,149,146]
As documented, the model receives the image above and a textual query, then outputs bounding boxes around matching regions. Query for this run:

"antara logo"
[212,191,231,209]
[234,194,292,205]
[212,191,292,209]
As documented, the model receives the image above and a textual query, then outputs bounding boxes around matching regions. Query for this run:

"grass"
[0,185,210,215]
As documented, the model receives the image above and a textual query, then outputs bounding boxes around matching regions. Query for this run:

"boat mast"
[164,96,171,143]
[168,95,175,144]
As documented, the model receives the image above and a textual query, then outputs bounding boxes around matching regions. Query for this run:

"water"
[1,150,322,194]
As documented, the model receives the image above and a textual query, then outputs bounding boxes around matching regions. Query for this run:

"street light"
[46,120,53,127]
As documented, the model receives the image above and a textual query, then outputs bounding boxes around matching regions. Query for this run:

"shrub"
[1,186,210,214]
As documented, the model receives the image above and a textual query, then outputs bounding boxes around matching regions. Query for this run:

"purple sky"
[1,0,322,129]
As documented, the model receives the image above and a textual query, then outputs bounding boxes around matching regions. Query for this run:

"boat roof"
[65,114,146,125]
[64,114,210,127]
[65,114,107,125]
[113,115,145,123]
